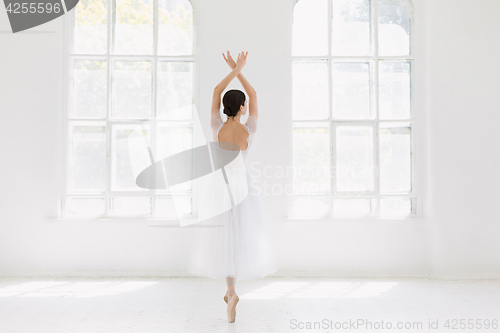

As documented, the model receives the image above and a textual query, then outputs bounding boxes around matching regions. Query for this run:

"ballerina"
[186,51,278,323]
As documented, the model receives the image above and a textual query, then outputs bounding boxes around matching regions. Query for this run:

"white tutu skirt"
[186,158,278,280]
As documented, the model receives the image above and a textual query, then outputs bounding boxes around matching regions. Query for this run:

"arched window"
[291,0,419,218]
[63,0,195,218]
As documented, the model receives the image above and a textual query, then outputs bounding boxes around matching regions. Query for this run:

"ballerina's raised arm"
[211,51,247,116]
[222,51,259,120]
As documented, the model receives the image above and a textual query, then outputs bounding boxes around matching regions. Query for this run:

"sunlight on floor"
[241,281,398,299]
[0,281,158,298]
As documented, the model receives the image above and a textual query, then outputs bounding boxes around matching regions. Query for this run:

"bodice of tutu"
[210,111,257,164]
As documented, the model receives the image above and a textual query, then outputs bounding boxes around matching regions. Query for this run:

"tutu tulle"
[186,112,278,280]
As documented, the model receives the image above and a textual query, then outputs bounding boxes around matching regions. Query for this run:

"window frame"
[60,0,199,220]
[289,0,423,220]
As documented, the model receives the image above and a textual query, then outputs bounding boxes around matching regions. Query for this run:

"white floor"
[0,276,498,332]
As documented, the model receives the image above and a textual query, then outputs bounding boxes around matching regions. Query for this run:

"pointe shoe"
[227,293,239,323]
[223,290,229,303]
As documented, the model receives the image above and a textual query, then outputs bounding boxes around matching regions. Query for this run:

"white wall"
[0,0,498,279]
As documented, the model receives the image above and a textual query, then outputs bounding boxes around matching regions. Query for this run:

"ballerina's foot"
[227,293,239,323]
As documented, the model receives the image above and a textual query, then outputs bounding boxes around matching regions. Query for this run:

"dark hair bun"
[223,106,233,116]
[223,105,240,117]
[222,89,246,118]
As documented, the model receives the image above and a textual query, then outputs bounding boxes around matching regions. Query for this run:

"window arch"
[63,0,195,218]
[290,0,420,218]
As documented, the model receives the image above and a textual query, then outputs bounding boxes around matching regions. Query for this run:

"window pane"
[69,124,106,192]
[332,0,371,56]
[332,198,373,215]
[335,126,374,193]
[73,0,107,54]
[292,0,328,56]
[110,197,152,215]
[113,61,152,119]
[158,0,193,55]
[380,122,411,192]
[113,0,153,54]
[111,124,151,191]
[157,126,193,159]
[379,61,410,119]
[67,197,105,215]
[290,196,330,218]
[378,0,412,56]
[332,62,372,119]
[155,196,191,217]
[292,61,329,120]
[73,60,107,118]
[293,124,330,193]
[379,196,413,215]
[157,61,194,120]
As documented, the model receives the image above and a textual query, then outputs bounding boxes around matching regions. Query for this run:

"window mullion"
[105,0,112,216]
[105,118,111,214]
[62,9,72,217]
[151,0,159,215]
[373,0,380,213]
[327,0,334,215]
[291,55,414,60]
[153,0,158,119]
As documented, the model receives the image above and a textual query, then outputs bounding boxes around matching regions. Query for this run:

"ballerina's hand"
[234,51,248,72]
[222,51,237,70]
